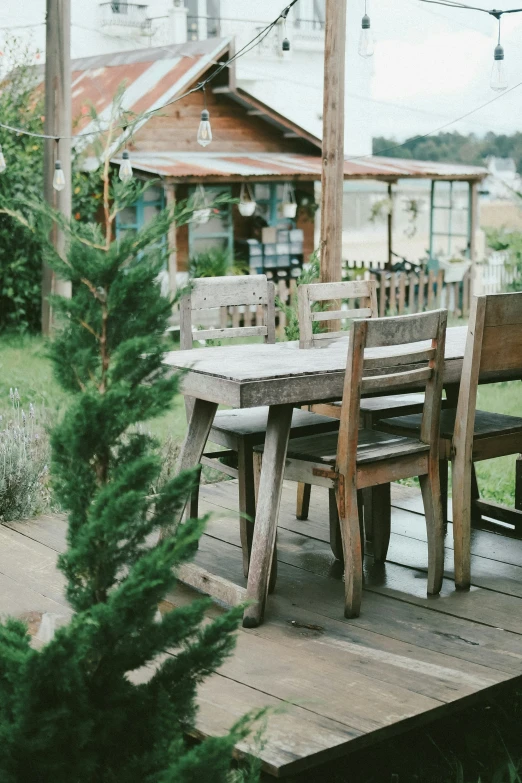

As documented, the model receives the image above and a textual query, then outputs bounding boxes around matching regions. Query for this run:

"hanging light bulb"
[197,109,212,147]
[490,43,507,92]
[0,145,6,173]
[281,13,291,54]
[53,160,65,191]
[119,149,133,182]
[358,13,374,58]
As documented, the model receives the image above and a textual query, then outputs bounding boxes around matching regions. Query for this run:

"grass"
[0,333,188,445]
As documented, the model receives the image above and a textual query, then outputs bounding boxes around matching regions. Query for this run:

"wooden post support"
[320,0,347,289]
[165,182,178,300]
[516,455,522,512]
[469,181,479,298]
[42,0,72,335]
[387,182,394,271]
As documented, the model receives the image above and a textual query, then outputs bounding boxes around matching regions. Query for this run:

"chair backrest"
[298,280,378,348]
[453,291,522,458]
[179,275,276,350]
[336,310,448,478]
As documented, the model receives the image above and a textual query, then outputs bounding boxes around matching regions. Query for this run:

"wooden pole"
[387,182,393,270]
[165,182,178,300]
[42,0,72,336]
[320,0,347,286]
[469,180,479,297]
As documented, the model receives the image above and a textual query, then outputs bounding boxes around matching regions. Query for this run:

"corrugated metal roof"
[69,39,232,150]
[111,151,487,182]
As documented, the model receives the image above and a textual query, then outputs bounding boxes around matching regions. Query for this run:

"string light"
[0,145,6,173]
[53,161,65,191]
[419,1,522,91]
[197,88,212,147]
[359,1,374,58]
[119,150,133,182]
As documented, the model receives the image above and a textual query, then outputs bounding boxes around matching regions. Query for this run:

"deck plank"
[2,481,522,778]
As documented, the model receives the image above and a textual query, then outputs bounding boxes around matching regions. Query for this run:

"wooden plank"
[177,563,246,606]
[474,500,522,532]
[306,281,376,302]
[398,273,406,314]
[408,272,416,313]
[191,275,271,309]
[312,308,373,322]
[365,311,441,349]
[192,326,268,341]
[361,367,432,393]
[364,348,435,371]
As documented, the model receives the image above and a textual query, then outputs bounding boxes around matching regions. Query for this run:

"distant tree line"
[372,131,522,173]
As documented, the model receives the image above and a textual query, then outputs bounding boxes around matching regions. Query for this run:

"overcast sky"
[363,0,522,140]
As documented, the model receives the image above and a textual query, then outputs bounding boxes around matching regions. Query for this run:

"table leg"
[243,404,294,628]
[160,398,218,539]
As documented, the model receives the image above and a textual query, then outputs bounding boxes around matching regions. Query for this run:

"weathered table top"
[164,326,472,408]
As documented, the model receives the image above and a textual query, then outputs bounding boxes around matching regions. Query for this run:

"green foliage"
[0,38,105,333]
[373,130,522,174]
[486,228,522,291]
[0,168,259,780]
[189,247,246,278]
[276,254,320,341]
[0,38,45,333]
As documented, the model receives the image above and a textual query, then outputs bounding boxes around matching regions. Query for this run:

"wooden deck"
[1,480,522,779]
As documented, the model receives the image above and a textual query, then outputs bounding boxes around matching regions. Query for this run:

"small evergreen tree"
[0,139,258,781]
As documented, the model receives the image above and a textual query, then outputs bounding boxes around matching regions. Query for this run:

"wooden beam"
[165,182,177,300]
[42,0,72,335]
[469,181,479,297]
[320,0,347,287]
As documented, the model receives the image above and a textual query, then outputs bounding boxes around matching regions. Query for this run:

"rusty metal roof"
[69,39,232,151]
[111,151,487,182]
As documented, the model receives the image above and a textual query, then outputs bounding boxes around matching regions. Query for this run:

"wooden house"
[68,37,487,295]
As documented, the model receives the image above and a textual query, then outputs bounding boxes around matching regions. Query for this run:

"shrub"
[0,388,50,521]
[0,123,260,781]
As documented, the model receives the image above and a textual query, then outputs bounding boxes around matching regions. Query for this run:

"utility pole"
[320,0,347,286]
[42,0,72,336]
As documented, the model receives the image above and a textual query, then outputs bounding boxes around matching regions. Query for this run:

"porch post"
[387,182,393,270]
[469,180,479,297]
[165,182,178,300]
[429,180,435,263]
[320,0,347,285]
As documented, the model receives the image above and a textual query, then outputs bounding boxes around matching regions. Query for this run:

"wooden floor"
[2,480,522,779]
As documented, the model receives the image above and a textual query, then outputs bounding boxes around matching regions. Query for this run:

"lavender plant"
[0,389,50,522]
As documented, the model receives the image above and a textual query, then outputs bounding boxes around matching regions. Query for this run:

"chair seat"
[255,428,429,467]
[379,408,522,441]
[210,406,340,448]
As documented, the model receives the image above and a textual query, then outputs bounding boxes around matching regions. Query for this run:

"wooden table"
[165,327,473,627]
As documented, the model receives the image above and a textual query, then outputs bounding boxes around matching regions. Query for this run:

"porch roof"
[111,151,487,183]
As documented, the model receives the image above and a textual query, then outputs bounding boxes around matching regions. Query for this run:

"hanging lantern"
[238,182,257,217]
[193,184,211,224]
[282,182,297,219]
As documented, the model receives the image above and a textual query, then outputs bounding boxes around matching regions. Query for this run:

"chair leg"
[371,483,391,564]
[296,483,312,520]
[439,459,448,531]
[253,451,278,594]
[185,465,202,547]
[515,454,522,511]
[452,453,471,590]
[329,488,343,561]
[419,462,445,596]
[362,488,373,542]
[238,442,256,579]
[331,489,365,564]
[336,477,363,619]
[470,464,482,526]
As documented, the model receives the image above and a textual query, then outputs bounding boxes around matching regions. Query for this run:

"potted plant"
[238,182,256,217]
[193,183,212,224]
[437,253,472,283]
[282,182,297,219]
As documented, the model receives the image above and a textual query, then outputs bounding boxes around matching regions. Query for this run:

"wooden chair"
[296,280,425,528]
[180,275,340,579]
[254,309,448,618]
[378,292,522,589]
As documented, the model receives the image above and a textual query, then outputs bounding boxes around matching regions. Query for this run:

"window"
[253,183,295,227]
[295,0,325,30]
[185,0,220,40]
[116,184,165,243]
[188,186,233,258]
